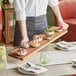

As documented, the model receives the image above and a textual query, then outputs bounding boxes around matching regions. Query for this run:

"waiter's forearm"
[51,5,69,29]
[51,5,63,23]
[18,21,28,39]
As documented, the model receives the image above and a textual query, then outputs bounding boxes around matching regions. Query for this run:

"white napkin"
[18,62,48,74]
[55,41,76,50]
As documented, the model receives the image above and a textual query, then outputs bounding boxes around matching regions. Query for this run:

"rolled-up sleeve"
[14,0,26,21]
[48,0,59,7]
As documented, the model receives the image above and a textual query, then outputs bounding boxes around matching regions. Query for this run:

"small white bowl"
[37,38,43,42]
[30,43,40,48]
[55,27,62,32]
[33,35,43,42]
[21,43,30,49]
[44,36,52,40]
[17,48,27,55]
[45,31,54,36]
[30,40,40,47]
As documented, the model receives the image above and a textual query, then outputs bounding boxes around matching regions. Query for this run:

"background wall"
[0,1,1,5]
[47,6,55,27]
[0,0,2,6]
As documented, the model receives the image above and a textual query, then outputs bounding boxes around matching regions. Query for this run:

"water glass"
[40,51,50,65]
[0,45,7,69]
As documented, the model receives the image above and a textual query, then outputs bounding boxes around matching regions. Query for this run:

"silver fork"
[22,63,40,70]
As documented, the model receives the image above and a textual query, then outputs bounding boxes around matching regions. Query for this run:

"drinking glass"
[0,44,7,69]
[40,51,50,65]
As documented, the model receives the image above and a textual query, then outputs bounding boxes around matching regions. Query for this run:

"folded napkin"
[55,41,76,50]
[18,62,48,74]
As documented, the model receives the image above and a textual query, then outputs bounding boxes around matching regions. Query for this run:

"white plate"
[18,67,36,75]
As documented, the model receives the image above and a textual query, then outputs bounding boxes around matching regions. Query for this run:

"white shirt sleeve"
[48,0,59,7]
[14,0,26,21]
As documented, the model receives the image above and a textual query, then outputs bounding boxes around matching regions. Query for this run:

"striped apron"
[13,15,48,46]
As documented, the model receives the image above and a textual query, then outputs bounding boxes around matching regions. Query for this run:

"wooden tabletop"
[1,44,76,76]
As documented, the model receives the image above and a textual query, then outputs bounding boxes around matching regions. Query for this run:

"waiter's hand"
[18,21,29,46]
[58,21,69,30]
[20,36,29,46]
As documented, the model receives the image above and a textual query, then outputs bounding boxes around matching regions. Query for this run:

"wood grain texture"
[8,28,67,60]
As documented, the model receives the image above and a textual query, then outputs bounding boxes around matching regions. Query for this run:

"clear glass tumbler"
[40,51,50,65]
[0,45,7,69]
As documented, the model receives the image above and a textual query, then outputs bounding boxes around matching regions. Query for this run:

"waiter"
[13,0,69,46]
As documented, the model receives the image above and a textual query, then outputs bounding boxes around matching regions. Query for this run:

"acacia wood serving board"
[8,28,67,60]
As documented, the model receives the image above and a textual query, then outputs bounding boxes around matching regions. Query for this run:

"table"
[0,64,76,76]
[1,44,76,76]
[2,3,15,44]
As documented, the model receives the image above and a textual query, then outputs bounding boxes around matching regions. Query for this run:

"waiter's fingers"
[20,38,29,46]
[59,22,69,30]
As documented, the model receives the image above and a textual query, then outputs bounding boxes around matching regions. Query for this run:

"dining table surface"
[0,43,76,76]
